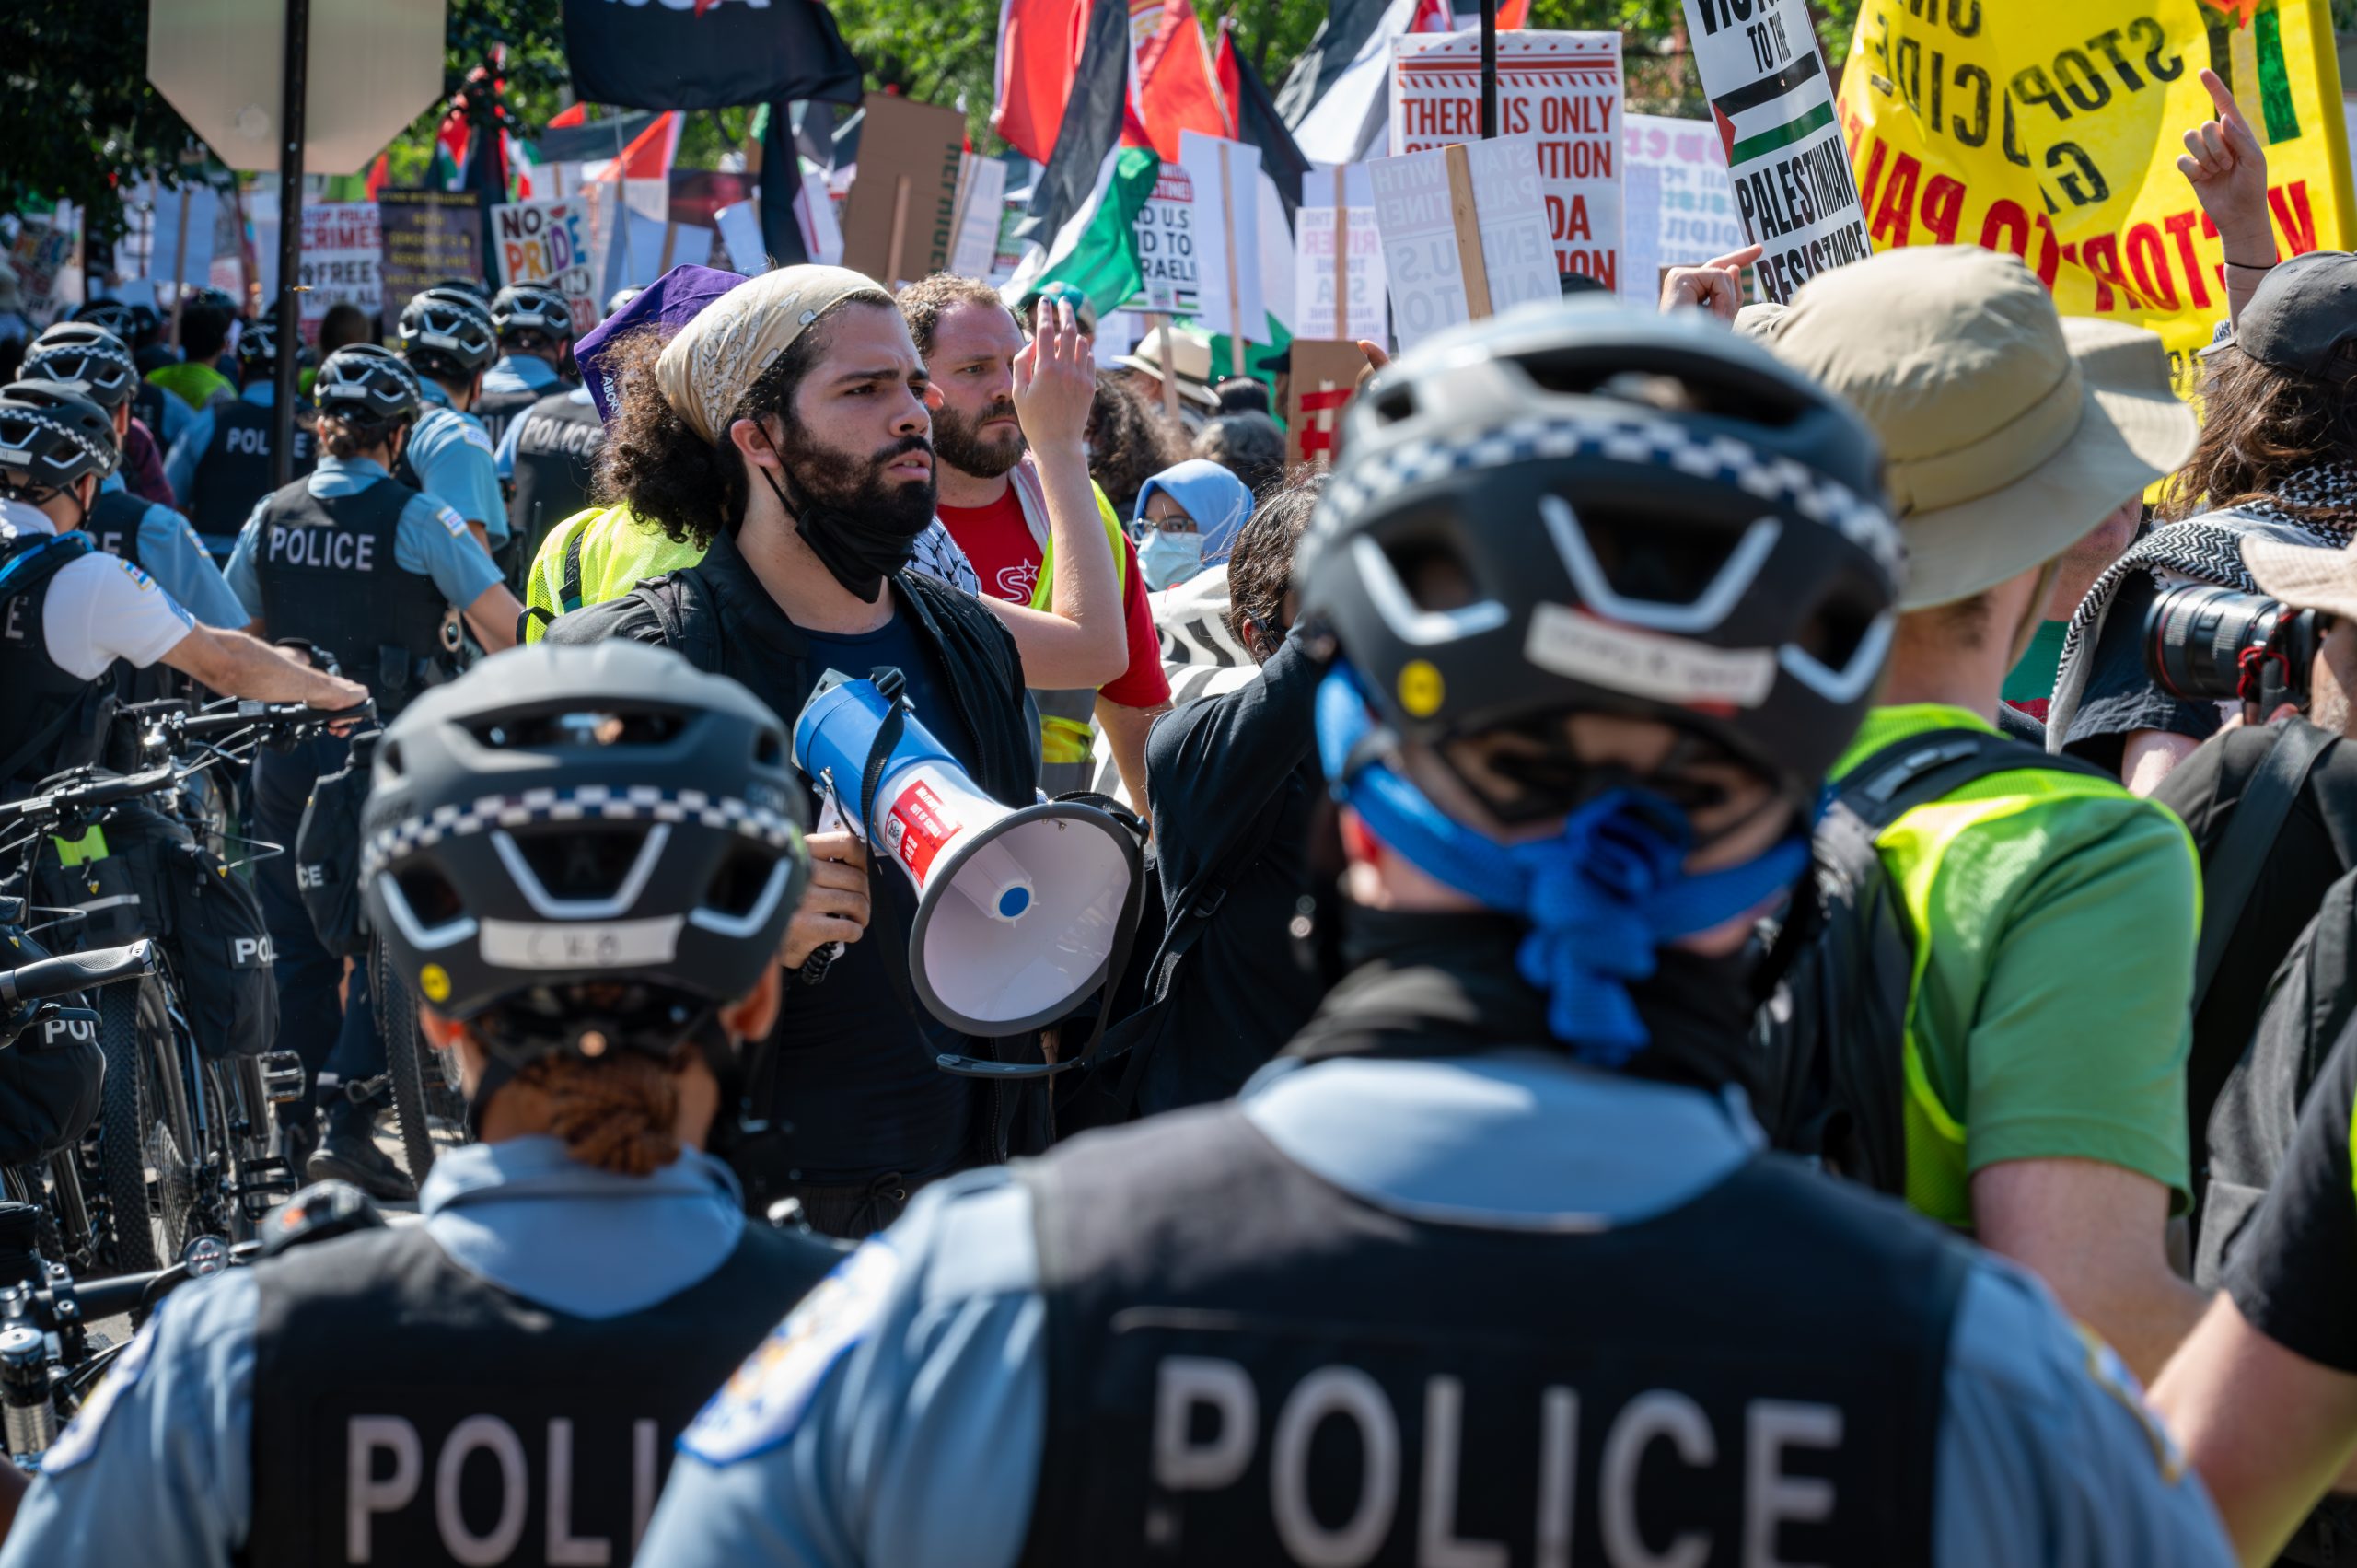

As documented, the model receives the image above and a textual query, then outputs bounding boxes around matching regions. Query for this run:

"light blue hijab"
[1133,459,1256,567]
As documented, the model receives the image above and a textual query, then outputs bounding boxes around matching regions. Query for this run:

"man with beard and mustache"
[902,274,1173,806]
[547,267,1120,1237]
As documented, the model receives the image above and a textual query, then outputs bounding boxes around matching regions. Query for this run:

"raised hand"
[1660,244,1766,323]
[2178,66,2276,268]
[1012,298,1097,454]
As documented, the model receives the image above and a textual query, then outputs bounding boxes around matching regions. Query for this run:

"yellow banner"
[1837,0,2353,394]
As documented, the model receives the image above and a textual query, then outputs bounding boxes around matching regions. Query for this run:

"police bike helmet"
[69,300,137,340]
[1296,306,1901,1064]
[0,381,120,501]
[491,283,574,348]
[312,343,423,436]
[22,324,139,412]
[398,286,498,381]
[362,641,812,1119]
[235,317,283,375]
[429,276,495,308]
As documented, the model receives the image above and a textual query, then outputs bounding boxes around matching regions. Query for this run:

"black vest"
[1016,1103,1966,1567]
[86,489,148,572]
[471,380,544,454]
[0,532,111,788]
[190,399,315,551]
[505,391,604,573]
[242,1219,836,1568]
[251,476,451,711]
[130,379,168,447]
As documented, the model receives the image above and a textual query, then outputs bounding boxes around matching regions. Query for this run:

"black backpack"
[294,729,380,960]
[1753,727,2110,1194]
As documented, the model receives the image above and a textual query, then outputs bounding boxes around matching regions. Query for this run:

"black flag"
[561,0,862,112]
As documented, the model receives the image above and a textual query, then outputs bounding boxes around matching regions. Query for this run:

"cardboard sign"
[1126,163,1201,315]
[798,167,848,267]
[116,183,218,288]
[492,198,601,334]
[1295,204,1387,345]
[1682,0,1867,303]
[839,94,966,288]
[296,203,381,343]
[1839,0,2351,394]
[1393,31,1625,292]
[1178,132,1265,347]
[1369,134,1557,352]
[1284,339,1371,470]
[1620,115,1748,308]
[377,191,485,308]
[948,154,1010,280]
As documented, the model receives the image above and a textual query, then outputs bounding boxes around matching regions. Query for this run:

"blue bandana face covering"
[1315,666,1809,1067]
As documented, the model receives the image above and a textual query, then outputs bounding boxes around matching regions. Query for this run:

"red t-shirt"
[936,489,1172,708]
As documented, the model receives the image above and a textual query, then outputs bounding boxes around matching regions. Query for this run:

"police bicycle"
[0,701,356,1275]
[374,929,468,1187]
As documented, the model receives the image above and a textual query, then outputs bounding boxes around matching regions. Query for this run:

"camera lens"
[2143,585,2290,702]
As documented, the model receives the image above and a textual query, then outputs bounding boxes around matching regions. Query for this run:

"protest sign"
[116,183,218,288]
[492,198,601,333]
[1837,0,2354,393]
[839,95,966,287]
[714,201,769,274]
[799,168,848,266]
[11,211,81,320]
[1680,0,1867,303]
[377,191,484,308]
[605,212,714,292]
[296,203,381,342]
[1127,163,1201,314]
[1370,134,1558,352]
[1294,203,1387,344]
[1620,115,1747,308]
[1178,132,1265,358]
[1284,339,1370,470]
[948,155,1010,280]
[1392,30,1625,291]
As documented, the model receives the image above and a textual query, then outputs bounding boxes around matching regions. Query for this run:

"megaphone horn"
[793,670,1144,1075]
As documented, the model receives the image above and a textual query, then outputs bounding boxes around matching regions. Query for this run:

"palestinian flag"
[1217,18,1310,226]
[1001,145,1162,319]
[1004,0,1141,310]
[1273,0,1421,164]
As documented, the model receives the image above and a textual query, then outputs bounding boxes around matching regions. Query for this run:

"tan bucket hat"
[1116,323,1222,409]
[1758,246,2198,610]
[2246,533,2357,621]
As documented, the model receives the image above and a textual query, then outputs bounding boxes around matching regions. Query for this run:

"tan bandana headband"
[654,265,891,445]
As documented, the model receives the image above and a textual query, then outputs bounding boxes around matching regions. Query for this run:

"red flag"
[992,0,1097,165]
[1409,0,1453,33]
[1130,0,1228,160]
[1497,0,1532,25]
[547,101,589,131]
[364,153,390,201]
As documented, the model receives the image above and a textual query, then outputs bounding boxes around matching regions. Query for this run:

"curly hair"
[1226,471,1323,661]
[510,1048,682,1178]
[1086,372,1189,522]
[316,412,403,462]
[594,296,888,548]
[1194,412,1286,497]
[897,273,1015,360]
[2163,346,2357,528]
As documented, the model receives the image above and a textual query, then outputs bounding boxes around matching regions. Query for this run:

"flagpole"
[1480,0,1499,139]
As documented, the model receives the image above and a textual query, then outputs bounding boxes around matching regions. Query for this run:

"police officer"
[18,328,247,629]
[0,640,842,1568]
[493,373,603,583]
[0,383,362,793]
[475,281,575,450]
[75,299,191,447]
[639,310,2236,1566]
[394,286,510,562]
[226,343,525,1199]
[164,317,317,560]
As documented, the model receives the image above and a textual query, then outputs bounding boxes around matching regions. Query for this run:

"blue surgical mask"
[1139,528,1205,591]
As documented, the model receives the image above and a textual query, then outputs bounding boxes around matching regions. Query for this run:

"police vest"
[242,1219,837,1568]
[251,477,451,712]
[130,380,168,446]
[86,490,148,573]
[0,532,111,788]
[472,382,543,455]
[505,392,604,575]
[1016,1102,1966,1567]
[190,399,315,549]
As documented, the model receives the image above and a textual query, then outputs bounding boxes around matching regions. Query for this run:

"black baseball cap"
[2209,250,2357,377]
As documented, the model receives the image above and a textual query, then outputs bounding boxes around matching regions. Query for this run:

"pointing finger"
[2200,66,2247,131]
[1705,242,1764,272]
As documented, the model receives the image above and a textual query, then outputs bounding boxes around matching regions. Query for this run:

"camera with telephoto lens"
[2143,584,2328,716]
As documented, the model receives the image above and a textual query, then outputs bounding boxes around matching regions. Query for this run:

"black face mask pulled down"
[761,441,937,604]
[1285,907,1766,1099]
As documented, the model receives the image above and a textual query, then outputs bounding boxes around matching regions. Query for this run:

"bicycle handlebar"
[173,698,375,739]
[69,1240,261,1321]
[0,941,154,1005]
[0,766,177,825]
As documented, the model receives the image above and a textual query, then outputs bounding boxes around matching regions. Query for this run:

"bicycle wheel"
[94,981,159,1275]
[141,989,200,1264]
[376,942,438,1186]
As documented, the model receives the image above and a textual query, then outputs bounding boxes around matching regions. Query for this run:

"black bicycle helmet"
[430,277,495,308]
[236,318,284,374]
[1296,304,1900,813]
[0,381,119,495]
[399,286,498,379]
[491,283,574,347]
[362,641,811,1071]
[23,325,139,412]
[313,343,423,433]
[70,301,137,339]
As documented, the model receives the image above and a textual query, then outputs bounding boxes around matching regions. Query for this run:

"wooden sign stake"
[1217,143,1246,379]
[658,219,679,274]
[1150,311,1181,422]
[167,189,194,347]
[884,176,913,288]
[1445,143,1492,320]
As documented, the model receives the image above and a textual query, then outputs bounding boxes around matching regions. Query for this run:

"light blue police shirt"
[495,385,596,481]
[223,454,503,620]
[639,1051,2236,1568]
[92,471,247,628]
[0,1137,756,1568]
[143,381,195,447]
[482,354,562,401]
[411,379,509,544]
[161,381,277,503]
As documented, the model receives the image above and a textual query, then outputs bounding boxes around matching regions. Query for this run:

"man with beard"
[547,266,1118,1237]
[901,274,1172,804]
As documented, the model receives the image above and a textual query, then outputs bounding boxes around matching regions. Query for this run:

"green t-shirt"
[145,360,234,413]
[2002,619,2070,713]
[1830,703,2200,1225]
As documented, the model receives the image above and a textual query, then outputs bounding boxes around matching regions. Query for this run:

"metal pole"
[1480,0,1498,138]
[270,0,309,491]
